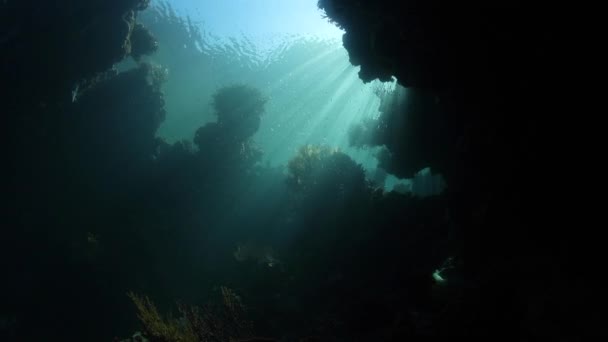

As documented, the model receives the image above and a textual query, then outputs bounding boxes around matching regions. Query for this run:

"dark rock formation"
[319,0,588,337]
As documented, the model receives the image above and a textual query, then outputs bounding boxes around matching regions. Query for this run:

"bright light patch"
[160,0,344,42]
[148,0,392,173]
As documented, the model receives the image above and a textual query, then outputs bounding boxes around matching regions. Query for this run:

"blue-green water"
[0,1,447,340]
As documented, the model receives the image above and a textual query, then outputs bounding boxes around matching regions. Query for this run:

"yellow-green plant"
[286,145,366,197]
[127,287,253,342]
[127,292,197,342]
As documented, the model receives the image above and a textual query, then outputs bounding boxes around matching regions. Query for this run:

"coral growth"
[127,287,253,342]
[286,145,366,196]
[192,84,266,171]
[213,85,267,125]
[182,287,253,342]
[130,23,159,61]
[193,84,267,148]
[127,292,196,342]
[212,84,267,141]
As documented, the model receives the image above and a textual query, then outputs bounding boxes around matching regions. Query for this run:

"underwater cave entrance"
[135,0,409,187]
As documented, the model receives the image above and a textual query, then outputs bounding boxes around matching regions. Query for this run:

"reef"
[319,0,586,337]
[1,0,155,111]
[126,287,253,342]
[193,84,266,171]
[130,23,159,61]
[0,0,591,340]
[287,145,367,199]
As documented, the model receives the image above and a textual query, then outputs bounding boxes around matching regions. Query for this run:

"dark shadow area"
[0,0,594,341]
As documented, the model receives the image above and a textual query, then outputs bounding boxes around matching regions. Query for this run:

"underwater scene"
[1,0,588,340]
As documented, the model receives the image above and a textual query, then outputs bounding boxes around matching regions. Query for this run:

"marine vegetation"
[127,287,254,342]
[286,145,367,198]
[193,84,267,170]
[213,85,267,135]
[127,292,196,342]
[130,23,159,61]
